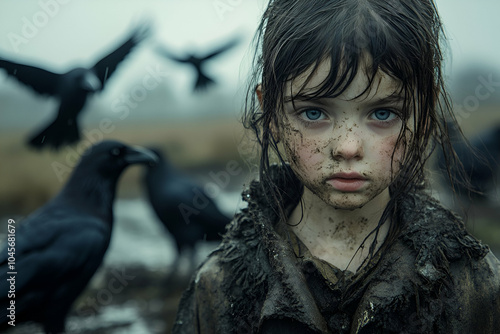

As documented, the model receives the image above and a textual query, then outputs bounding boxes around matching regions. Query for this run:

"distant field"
[0,116,254,216]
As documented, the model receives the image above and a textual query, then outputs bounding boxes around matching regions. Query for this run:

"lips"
[326,172,367,192]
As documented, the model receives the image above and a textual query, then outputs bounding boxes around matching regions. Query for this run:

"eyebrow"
[283,95,330,105]
[283,92,405,106]
[366,93,406,106]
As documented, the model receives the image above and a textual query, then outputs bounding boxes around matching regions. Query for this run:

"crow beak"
[82,72,102,91]
[124,146,159,167]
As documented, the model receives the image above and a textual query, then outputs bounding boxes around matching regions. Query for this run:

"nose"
[332,124,364,161]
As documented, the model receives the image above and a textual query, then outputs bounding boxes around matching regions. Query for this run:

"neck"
[61,173,118,223]
[289,187,390,272]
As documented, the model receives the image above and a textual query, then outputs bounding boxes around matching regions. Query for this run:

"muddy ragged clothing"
[173,166,500,333]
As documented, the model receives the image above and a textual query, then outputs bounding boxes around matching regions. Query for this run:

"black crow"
[155,36,239,91]
[0,24,150,150]
[0,140,158,334]
[437,123,500,200]
[142,148,231,270]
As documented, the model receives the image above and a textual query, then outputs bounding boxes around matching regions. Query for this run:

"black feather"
[0,140,157,334]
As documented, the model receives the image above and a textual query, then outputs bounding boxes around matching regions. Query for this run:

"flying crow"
[155,36,239,92]
[143,148,231,270]
[0,140,158,334]
[0,24,150,150]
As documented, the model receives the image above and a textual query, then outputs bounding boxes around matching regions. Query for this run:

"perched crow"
[0,140,158,334]
[437,123,500,200]
[0,24,149,150]
[143,149,231,270]
[155,36,240,91]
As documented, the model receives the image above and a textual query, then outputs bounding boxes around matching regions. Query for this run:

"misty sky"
[435,0,500,78]
[0,0,499,128]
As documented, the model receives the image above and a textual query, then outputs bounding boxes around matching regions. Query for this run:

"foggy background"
[0,0,265,128]
[0,1,499,333]
[1,0,499,130]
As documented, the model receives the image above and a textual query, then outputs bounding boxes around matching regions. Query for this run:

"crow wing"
[199,37,240,61]
[0,215,110,321]
[155,45,189,63]
[0,58,60,96]
[92,23,150,89]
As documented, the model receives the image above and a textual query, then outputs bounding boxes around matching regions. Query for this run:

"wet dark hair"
[242,0,462,266]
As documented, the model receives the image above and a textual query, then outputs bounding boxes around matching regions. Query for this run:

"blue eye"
[373,109,392,121]
[371,109,400,122]
[303,109,323,120]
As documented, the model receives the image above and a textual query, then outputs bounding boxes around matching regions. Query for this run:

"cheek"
[376,134,403,175]
[282,130,325,173]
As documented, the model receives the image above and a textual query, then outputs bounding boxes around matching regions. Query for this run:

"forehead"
[285,57,403,101]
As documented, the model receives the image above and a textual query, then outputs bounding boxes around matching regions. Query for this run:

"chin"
[327,191,385,211]
[324,194,368,210]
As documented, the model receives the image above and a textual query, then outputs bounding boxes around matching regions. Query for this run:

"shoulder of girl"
[483,251,500,279]
[193,255,225,287]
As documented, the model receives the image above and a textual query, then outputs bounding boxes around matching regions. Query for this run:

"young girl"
[173,0,500,333]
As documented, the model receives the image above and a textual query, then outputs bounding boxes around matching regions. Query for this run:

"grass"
[0,116,251,216]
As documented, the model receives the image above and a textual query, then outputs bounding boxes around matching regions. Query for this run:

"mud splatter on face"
[280,58,411,211]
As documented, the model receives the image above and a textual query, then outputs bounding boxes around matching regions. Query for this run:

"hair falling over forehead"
[242,0,462,225]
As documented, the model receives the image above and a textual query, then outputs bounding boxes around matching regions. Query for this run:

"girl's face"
[279,60,409,210]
